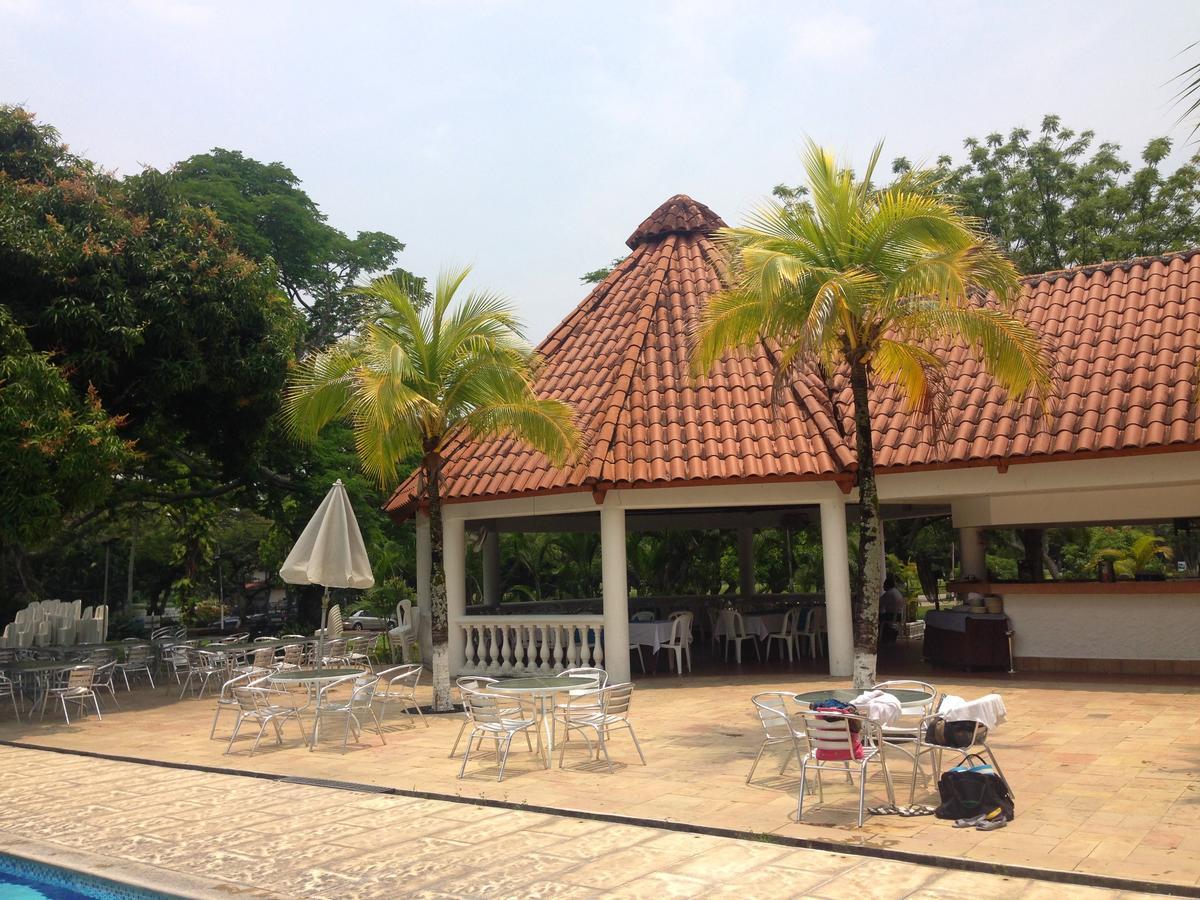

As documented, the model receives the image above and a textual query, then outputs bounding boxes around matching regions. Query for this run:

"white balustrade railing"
[456,615,606,676]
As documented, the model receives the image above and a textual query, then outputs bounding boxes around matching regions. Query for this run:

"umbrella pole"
[317,587,329,674]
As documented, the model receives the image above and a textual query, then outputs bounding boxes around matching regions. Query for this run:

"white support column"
[444,517,467,677]
[416,513,432,665]
[737,523,755,598]
[819,497,854,678]
[600,502,631,684]
[959,526,986,580]
[481,524,501,608]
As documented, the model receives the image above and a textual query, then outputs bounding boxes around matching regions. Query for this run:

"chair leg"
[449,717,469,758]
[497,733,514,782]
[626,722,646,765]
[797,757,809,821]
[747,739,768,783]
[458,731,477,778]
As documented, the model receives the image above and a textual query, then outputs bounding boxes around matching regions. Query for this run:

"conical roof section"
[625,194,726,249]
[384,195,853,518]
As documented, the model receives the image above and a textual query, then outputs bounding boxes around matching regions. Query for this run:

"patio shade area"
[0,670,1195,890]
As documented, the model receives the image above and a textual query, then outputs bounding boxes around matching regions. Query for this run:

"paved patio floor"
[0,745,1162,899]
[0,666,1196,891]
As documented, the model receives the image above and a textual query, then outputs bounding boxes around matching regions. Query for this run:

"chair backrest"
[559,667,607,690]
[253,636,277,643]
[66,665,95,690]
[281,644,303,665]
[667,612,693,645]
[251,647,275,668]
[720,609,747,639]
[395,598,411,629]
[601,682,634,717]
[870,680,937,716]
[124,645,151,665]
[804,606,826,633]
[92,660,116,682]
[232,685,266,712]
[751,691,797,740]
[379,664,421,690]
[325,639,346,657]
[630,610,654,623]
[779,607,800,635]
[463,691,513,726]
[456,675,497,694]
[795,710,878,757]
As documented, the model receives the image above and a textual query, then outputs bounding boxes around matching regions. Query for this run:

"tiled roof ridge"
[1022,247,1200,287]
[587,234,679,484]
[625,194,727,249]
[757,340,856,473]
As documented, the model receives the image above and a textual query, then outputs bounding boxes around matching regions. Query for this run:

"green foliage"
[892,115,1200,274]
[172,148,405,347]
[0,307,131,554]
[580,256,628,285]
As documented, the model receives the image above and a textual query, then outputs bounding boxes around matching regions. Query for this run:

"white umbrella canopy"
[281,479,374,590]
[280,480,374,670]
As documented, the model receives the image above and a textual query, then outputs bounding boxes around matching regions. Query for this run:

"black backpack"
[935,755,1015,821]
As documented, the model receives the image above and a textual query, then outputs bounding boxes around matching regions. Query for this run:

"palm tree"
[283,267,580,709]
[692,141,1052,688]
[1092,533,1173,578]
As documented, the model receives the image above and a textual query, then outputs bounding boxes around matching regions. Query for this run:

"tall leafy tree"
[891,116,1200,273]
[283,267,579,708]
[172,148,406,347]
[692,141,1051,687]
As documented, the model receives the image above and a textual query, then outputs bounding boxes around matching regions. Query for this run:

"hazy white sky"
[3,0,1198,339]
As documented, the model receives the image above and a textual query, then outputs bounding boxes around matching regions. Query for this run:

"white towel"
[939,693,1007,730]
[851,689,903,726]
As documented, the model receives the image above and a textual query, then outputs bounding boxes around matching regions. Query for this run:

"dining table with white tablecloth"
[627,620,676,654]
[713,611,787,640]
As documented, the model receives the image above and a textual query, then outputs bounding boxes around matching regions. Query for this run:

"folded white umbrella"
[280,479,374,670]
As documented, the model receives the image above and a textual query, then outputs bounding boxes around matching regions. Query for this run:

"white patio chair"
[747,691,806,784]
[40,665,102,725]
[312,673,385,753]
[555,682,646,773]
[662,612,693,674]
[794,710,895,827]
[764,607,802,663]
[796,606,826,658]
[458,691,541,782]
[210,670,272,739]
[450,675,501,757]
[719,610,760,664]
[114,645,155,691]
[629,610,654,623]
[373,664,426,728]
[224,685,307,756]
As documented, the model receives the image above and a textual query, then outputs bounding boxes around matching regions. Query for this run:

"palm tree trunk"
[424,448,453,712]
[849,360,883,689]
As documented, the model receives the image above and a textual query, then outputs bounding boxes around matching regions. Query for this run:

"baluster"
[483,625,497,673]
[537,625,550,672]
[462,624,474,673]
[512,624,526,674]
[556,624,569,671]
[498,624,512,674]
[568,625,581,668]
[593,623,604,669]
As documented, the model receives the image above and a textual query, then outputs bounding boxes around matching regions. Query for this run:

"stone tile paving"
[0,668,1196,890]
[0,746,1161,899]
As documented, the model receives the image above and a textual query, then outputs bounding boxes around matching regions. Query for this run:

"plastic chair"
[747,691,805,783]
[764,607,802,663]
[796,606,827,658]
[662,612,693,674]
[719,610,760,664]
[794,710,895,827]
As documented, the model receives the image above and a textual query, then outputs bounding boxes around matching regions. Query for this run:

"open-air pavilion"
[386,195,1200,683]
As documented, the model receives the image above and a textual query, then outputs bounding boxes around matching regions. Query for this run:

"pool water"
[0,854,169,899]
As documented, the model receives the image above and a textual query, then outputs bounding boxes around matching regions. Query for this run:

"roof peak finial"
[626,194,726,249]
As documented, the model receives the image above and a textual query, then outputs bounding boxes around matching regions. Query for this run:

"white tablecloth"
[628,620,675,653]
[714,612,786,640]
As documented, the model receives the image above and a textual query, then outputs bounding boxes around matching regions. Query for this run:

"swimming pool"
[0,853,170,899]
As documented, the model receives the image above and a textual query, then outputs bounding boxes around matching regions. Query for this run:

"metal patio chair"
[747,691,807,783]
[373,664,427,728]
[794,710,895,827]
[458,691,541,782]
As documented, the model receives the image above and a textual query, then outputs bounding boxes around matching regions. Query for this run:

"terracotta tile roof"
[385,197,1200,517]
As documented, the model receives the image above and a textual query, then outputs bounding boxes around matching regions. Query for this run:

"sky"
[3,0,1199,339]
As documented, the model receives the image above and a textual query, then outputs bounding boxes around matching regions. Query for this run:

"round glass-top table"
[794,688,933,706]
[268,667,361,684]
[486,675,597,765]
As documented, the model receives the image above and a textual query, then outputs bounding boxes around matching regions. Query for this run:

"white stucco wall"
[1005,592,1200,660]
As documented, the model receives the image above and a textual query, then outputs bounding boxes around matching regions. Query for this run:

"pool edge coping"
[2,739,1196,898]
